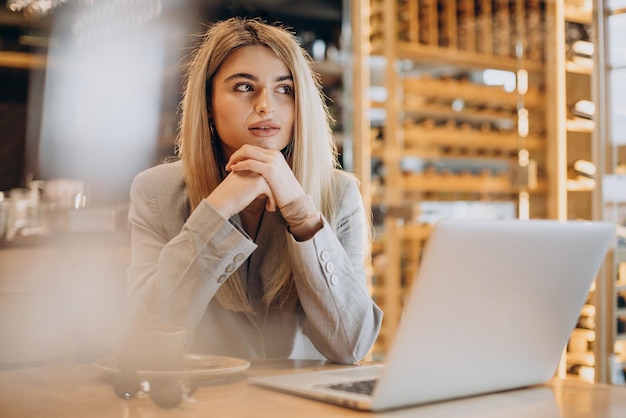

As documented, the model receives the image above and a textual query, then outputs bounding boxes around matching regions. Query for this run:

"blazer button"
[225,263,236,273]
[320,250,330,262]
[233,253,245,263]
[330,275,339,286]
[217,274,227,284]
[325,262,334,273]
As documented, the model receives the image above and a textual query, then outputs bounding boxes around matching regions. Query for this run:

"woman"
[125,17,382,364]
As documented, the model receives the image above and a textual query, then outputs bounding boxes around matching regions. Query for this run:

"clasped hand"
[205,144,305,218]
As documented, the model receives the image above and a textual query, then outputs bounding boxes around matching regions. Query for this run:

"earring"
[209,120,219,142]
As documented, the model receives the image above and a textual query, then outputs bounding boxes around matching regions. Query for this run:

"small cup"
[119,325,187,371]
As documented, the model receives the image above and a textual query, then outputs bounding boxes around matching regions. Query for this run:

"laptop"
[250,219,615,411]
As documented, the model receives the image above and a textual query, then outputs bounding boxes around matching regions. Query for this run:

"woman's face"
[211,45,295,158]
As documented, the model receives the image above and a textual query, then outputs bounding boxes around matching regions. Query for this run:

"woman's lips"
[248,121,280,137]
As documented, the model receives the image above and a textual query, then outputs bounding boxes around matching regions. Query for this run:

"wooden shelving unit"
[363,0,549,358]
[552,1,615,384]
[600,1,626,386]
[557,0,596,381]
[354,0,623,377]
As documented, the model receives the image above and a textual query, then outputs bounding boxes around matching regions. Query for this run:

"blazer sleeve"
[124,168,257,337]
[286,174,383,364]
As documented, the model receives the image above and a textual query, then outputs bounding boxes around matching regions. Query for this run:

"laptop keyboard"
[326,378,379,396]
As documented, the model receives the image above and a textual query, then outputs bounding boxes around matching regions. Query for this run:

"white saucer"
[95,354,250,381]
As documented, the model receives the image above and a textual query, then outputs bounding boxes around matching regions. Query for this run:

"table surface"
[1,359,626,417]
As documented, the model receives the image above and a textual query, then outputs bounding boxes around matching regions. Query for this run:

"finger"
[226,145,271,169]
[242,163,303,207]
[231,148,288,176]
[228,159,267,174]
[264,193,277,212]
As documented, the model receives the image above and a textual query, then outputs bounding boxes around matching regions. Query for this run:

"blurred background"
[0,0,345,205]
[0,0,345,369]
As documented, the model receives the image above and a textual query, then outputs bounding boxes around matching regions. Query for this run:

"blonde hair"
[176,17,340,312]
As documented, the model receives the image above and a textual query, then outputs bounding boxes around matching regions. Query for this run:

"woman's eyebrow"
[224,72,256,82]
[223,73,293,83]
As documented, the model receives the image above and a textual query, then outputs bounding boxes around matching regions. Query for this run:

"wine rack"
[366,0,549,358]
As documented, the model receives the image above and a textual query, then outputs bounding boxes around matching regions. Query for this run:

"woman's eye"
[234,83,252,92]
[277,85,293,95]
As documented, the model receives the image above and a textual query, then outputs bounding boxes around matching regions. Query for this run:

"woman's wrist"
[280,195,323,241]
[287,215,323,241]
[204,195,234,219]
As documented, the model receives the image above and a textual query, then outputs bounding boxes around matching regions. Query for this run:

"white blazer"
[125,159,382,364]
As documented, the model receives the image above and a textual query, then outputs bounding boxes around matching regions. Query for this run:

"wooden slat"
[442,0,457,49]
[493,0,512,57]
[426,0,438,46]
[403,76,545,108]
[0,51,46,69]
[458,0,476,52]
[407,0,419,43]
[403,124,545,152]
[397,42,544,71]
[476,0,493,55]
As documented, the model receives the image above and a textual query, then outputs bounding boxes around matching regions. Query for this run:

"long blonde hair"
[176,17,340,312]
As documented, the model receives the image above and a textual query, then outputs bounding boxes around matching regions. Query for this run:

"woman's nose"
[255,89,275,114]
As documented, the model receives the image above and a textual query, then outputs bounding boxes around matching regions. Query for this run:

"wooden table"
[0,231,129,368]
[1,359,625,417]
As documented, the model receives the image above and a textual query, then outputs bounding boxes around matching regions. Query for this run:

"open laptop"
[250,219,615,411]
